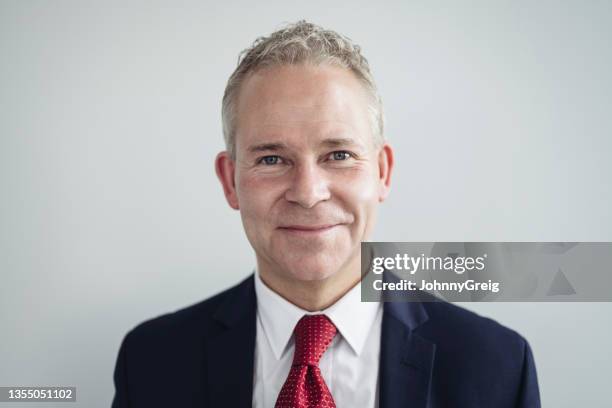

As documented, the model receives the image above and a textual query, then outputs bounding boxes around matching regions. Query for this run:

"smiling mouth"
[278,224,340,234]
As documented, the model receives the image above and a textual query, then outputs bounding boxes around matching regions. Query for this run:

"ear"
[377,143,394,202]
[215,151,240,210]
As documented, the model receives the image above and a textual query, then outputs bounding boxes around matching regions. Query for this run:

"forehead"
[234,64,373,152]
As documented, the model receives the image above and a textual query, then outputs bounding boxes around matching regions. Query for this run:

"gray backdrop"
[1,1,611,407]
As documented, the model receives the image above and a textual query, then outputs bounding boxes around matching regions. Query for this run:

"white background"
[1,1,611,406]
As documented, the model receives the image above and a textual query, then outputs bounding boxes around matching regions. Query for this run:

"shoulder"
[422,300,527,350]
[413,301,539,406]
[122,275,253,349]
[418,300,532,383]
[111,276,256,405]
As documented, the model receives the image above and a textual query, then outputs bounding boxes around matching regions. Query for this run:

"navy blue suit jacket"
[112,274,540,407]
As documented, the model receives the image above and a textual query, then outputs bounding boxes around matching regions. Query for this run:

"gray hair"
[221,20,385,159]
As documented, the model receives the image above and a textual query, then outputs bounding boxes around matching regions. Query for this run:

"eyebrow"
[320,137,361,149]
[247,142,288,154]
[247,137,362,154]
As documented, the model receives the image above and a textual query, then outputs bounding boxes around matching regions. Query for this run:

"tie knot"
[292,314,337,367]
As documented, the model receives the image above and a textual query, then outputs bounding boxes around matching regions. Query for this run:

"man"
[112,21,540,407]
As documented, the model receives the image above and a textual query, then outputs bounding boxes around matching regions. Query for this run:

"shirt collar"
[254,267,381,360]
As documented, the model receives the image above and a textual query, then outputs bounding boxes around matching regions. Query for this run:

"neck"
[257,256,361,311]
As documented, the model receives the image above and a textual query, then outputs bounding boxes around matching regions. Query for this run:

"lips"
[277,224,340,234]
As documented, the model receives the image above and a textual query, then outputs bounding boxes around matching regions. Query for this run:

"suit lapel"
[202,272,436,407]
[204,275,257,407]
[379,272,436,408]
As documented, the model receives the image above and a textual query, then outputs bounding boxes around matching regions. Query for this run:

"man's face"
[216,64,392,284]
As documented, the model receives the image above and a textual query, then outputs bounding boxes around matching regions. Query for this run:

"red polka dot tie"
[274,314,338,408]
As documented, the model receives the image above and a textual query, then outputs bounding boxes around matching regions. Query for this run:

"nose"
[284,161,331,208]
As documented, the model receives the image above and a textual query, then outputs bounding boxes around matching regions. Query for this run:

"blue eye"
[330,151,351,160]
[260,155,281,165]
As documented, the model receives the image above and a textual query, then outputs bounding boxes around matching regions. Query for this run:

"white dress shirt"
[252,268,382,408]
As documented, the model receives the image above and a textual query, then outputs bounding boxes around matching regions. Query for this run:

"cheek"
[333,171,380,231]
[236,175,281,226]
[338,170,379,208]
[351,182,380,239]
[236,177,271,250]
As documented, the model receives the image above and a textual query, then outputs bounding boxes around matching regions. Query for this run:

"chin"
[280,253,346,282]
